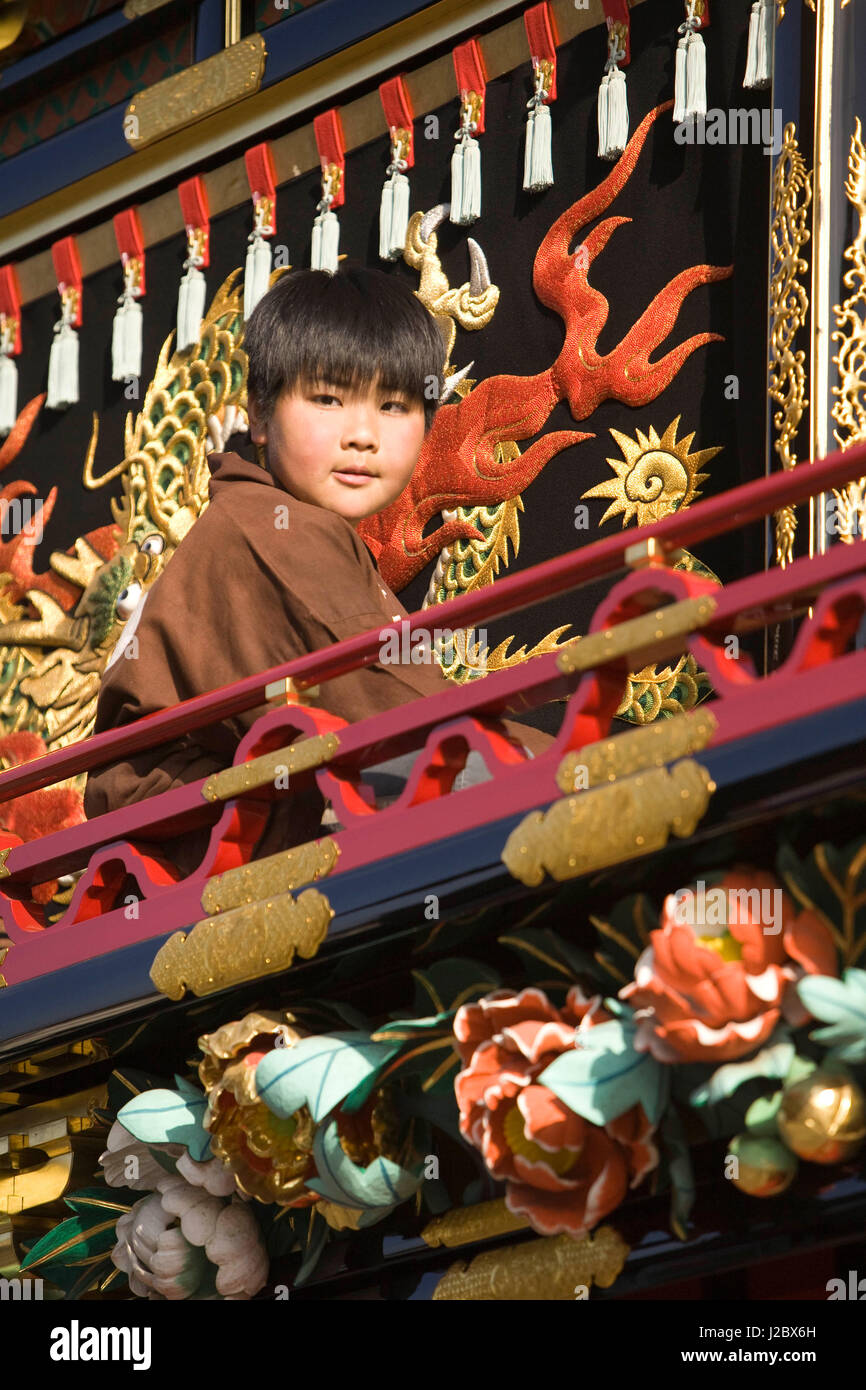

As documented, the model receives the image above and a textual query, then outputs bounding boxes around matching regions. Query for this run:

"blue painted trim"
[195,0,225,63]
[0,101,132,222]
[0,9,132,94]
[259,0,438,90]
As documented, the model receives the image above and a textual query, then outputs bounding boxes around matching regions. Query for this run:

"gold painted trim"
[150,887,333,999]
[125,36,266,151]
[201,837,339,915]
[422,1198,529,1249]
[432,1225,629,1301]
[502,759,715,887]
[810,0,836,559]
[556,596,717,677]
[0,0,650,287]
[555,709,717,796]
[201,732,340,803]
[831,118,866,540]
[769,122,812,568]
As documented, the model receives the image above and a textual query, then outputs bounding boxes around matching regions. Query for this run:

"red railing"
[0,443,865,990]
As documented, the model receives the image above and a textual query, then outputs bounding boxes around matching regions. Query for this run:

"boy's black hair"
[244,265,446,433]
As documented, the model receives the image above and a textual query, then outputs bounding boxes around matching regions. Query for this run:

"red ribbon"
[0,266,22,354]
[523,3,559,101]
[51,236,83,327]
[600,0,631,66]
[379,75,415,167]
[313,109,346,209]
[113,209,146,297]
[452,37,487,134]
[244,143,277,233]
[177,176,210,266]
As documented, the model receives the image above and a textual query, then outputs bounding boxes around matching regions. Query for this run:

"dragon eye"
[140,534,165,556]
[116,583,142,620]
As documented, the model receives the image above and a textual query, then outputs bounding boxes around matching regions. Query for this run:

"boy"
[84,266,547,872]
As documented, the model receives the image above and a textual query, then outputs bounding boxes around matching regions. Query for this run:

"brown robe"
[83,451,548,871]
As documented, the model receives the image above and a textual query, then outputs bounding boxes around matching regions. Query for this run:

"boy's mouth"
[333,465,375,486]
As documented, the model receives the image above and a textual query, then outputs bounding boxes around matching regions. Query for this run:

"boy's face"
[248,375,426,526]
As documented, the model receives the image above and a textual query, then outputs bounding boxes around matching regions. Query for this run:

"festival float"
[0,0,864,1307]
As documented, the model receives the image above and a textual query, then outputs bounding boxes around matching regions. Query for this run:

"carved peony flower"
[454,986,658,1238]
[619,868,838,1063]
[103,1125,267,1300]
[198,1011,317,1206]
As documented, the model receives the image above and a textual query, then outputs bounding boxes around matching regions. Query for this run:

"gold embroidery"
[581,418,719,527]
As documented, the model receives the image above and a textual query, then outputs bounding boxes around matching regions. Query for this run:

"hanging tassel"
[46,319,79,411]
[686,28,707,119]
[673,30,689,123]
[378,131,411,262]
[244,231,273,319]
[597,70,611,158]
[744,0,772,90]
[176,257,206,352]
[450,97,481,225]
[450,134,481,225]
[603,65,629,160]
[523,57,553,192]
[111,296,143,380]
[0,352,16,438]
[111,259,143,380]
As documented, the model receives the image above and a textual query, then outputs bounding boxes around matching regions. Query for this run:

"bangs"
[244,266,446,428]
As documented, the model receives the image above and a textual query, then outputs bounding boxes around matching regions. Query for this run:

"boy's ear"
[247,393,265,443]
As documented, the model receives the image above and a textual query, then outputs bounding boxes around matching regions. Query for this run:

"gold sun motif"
[582,417,721,528]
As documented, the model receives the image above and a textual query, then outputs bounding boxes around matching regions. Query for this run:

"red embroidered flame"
[359,101,733,592]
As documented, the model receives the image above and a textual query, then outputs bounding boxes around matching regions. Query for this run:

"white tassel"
[176,264,206,351]
[526,100,553,191]
[686,30,707,119]
[244,232,273,319]
[46,321,79,410]
[601,66,628,160]
[744,3,760,88]
[597,71,611,158]
[745,0,773,90]
[312,207,340,273]
[0,352,17,438]
[111,295,142,380]
[379,168,410,261]
[673,33,689,123]
[450,134,481,226]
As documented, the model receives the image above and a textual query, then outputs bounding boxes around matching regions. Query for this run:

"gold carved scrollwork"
[555,596,717,677]
[201,732,341,803]
[555,708,717,796]
[502,759,715,887]
[831,118,866,542]
[149,888,333,1000]
[200,838,340,915]
[769,123,813,567]
[124,36,266,151]
[421,1198,530,1248]
[432,1225,629,1300]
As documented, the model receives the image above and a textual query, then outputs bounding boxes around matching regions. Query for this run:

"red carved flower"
[454,987,658,1238]
[619,868,838,1063]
